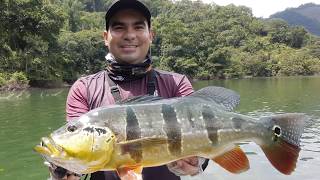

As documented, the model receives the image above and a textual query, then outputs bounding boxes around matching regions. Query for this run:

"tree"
[287,26,307,48]
[4,0,65,81]
[58,30,106,80]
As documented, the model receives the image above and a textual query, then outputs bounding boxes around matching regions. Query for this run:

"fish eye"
[67,125,77,132]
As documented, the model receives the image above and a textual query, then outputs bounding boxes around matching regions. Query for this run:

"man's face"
[104,9,153,64]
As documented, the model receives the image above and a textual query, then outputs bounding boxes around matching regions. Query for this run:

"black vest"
[87,70,181,180]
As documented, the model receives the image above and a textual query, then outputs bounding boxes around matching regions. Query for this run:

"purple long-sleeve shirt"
[65,69,193,180]
[66,69,193,120]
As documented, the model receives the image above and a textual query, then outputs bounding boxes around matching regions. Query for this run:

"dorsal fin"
[120,95,164,105]
[191,86,240,111]
[212,146,250,173]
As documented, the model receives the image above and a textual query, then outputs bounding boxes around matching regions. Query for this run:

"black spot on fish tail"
[272,125,282,142]
[162,104,182,156]
[202,105,220,145]
[274,126,281,136]
[231,117,243,129]
[83,127,95,133]
[186,106,195,128]
[126,107,142,163]
[95,128,107,136]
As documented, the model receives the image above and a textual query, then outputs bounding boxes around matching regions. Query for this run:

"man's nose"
[124,28,136,41]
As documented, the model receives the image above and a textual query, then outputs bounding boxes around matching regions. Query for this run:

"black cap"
[105,0,151,30]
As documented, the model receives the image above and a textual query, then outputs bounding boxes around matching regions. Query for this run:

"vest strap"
[147,69,157,96]
[106,69,157,103]
[105,73,122,103]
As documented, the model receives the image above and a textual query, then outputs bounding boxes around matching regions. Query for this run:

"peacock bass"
[34,86,306,176]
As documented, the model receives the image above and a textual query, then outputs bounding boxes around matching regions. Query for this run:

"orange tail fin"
[259,113,306,175]
[261,139,300,175]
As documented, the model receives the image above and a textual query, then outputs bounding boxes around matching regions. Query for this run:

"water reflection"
[0,90,31,100]
[0,88,69,180]
[0,89,66,101]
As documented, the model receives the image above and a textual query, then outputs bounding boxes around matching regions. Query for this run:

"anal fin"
[213,146,249,174]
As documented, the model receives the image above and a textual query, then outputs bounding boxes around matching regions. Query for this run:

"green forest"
[1,0,320,90]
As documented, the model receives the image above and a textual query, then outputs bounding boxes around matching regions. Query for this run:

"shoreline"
[0,83,71,92]
[190,74,320,82]
[1,75,320,92]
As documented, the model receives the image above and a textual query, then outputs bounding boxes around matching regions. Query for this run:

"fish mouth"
[34,137,63,156]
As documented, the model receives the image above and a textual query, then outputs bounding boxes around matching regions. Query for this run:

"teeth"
[41,137,60,154]
[123,45,137,47]
[43,161,52,168]
[41,140,49,149]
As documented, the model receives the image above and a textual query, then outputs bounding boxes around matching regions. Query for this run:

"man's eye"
[136,26,145,30]
[113,26,123,30]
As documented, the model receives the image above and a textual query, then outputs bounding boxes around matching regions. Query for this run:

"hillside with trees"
[270,3,320,36]
[1,0,320,90]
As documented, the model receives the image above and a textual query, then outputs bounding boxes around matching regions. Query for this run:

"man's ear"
[103,31,109,47]
[149,30,155,43]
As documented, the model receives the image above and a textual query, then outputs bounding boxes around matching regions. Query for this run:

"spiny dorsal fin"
[213,146,249,174]
[120,95,164,105]
[191,86,240,111]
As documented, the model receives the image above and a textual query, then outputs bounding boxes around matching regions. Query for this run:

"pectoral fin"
[213,146,249,174]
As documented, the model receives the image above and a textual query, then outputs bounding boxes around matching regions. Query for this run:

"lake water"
[0,76,319,180]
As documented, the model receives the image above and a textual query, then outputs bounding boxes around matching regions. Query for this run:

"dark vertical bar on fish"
[202,105,219,145]
[161,104,182,156]
[126,106,142,162]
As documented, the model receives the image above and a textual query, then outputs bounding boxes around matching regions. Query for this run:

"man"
[49,0,207,179]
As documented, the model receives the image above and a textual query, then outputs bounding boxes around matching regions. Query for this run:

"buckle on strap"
[110,86,119,93]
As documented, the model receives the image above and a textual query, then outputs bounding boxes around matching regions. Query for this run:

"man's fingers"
[66,174,81,180]
[167,158,202,176]
[118,170,142,180]
[48,166,81,180]
[188,157,199,166]
[180,157,198,166]
[177,161,197,172]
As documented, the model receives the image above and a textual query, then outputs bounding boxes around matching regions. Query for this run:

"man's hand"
[167,157,205,176]
[117,168,143,180]
[46,162,81,180]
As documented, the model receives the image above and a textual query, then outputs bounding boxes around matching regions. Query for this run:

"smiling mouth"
[121,45,138,48]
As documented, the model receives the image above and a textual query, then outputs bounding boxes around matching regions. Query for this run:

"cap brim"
[105,0,151,29]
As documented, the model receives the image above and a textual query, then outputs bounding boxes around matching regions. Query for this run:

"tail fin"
[259,113,306,175]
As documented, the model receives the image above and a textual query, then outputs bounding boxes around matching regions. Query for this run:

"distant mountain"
[270,3,320,36]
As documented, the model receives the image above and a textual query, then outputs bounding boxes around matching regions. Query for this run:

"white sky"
[201,0,320,18]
